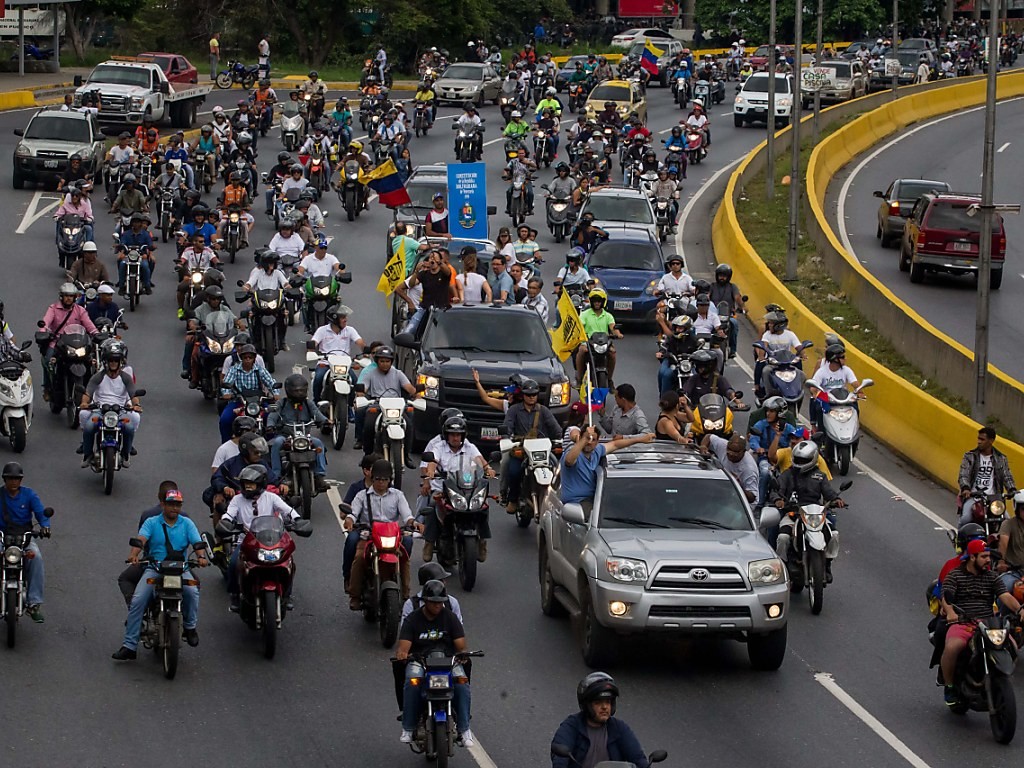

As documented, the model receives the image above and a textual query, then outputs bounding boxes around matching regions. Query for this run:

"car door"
[879,180,896,227]
[903,198,925,256]
[482,66,498,100]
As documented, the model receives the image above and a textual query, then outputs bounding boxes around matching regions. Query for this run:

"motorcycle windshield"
[206,310,235,338]
[250,515,286,547]
[282,102,301,117]
[449,455,482,491]
[58,323,90,346]
[697,393,727,419]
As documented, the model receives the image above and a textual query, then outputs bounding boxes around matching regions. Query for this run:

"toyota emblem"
[690,568,710,581]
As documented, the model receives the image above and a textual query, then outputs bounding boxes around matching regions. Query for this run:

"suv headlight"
[15,143,30,157]
[606,557,648,583]
[417,373,439,400]
[549,381,570,406]
[777,97,793,107]
[748,558,785,585]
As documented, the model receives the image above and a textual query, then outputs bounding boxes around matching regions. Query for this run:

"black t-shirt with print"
[400,606,465,655]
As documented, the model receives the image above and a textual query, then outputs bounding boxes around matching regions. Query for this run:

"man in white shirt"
[268,220,306,262]
[521,277,550,325]
[309,304,365,400]
[79,342,141,466]
[297,238,342,278]
[243,252,292,350]
[655,256,694,296]
[280,165,310,202]
[808,344,861,429]
[211,415,256,474]
[176,233,222,315]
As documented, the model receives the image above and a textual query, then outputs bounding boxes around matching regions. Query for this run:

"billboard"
[618,0,679,18]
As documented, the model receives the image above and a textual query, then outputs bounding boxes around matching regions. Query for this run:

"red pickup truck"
[131,53,199,84]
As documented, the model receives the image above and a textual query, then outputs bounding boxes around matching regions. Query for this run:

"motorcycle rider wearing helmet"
[681,348,748,410]
[413,81,437,126]
[227,129,259,184]
[548,162,578,205]
[353,345,417,454]
[175,232,221,319]
[55,183,95,242]
[0,463,50,625]
[655,254,693,298]
[180,204,216,249]
[401,562,463,625]
[115,212,156,295]
[345,458,421,609]
[108,172,149,215]
[771,440,844,578]
[217,171,255,245]
[244,247,290,293]
[748,396,803,506]
[396,579,474,747]
[503,110,530,141]
[250,79,277,135]
[267,373,331,492]
[655,313,700,395]
[575,287,621,386]
[207,430,284,520]
[308,303,364,400]
[264,151,296,215]
[301,70,327,120]
[113,487,206,661]
[300,121,334,183]
[685,100,710,149]
[86,283,121,326]
[552,673,650,768]
[709,263,745,358]
[593,56,613,82]
[67,239,109,288]
[58,153,90,192]
[753,310,803,401]
[650,166,679,227]
[807,344,862,430]
[502,378,561,514]
[219,463,301,609]
[211,416,257,475]
[78,339,141,467]
[38,283,99,396]
[187,123,219,181]
[596,101,622,129]
[554,247,592,291]
[503,146,537,216]
[957,426,1016,522]
[569,212,608,255]
[455,103,484,161]
[218,343,278,441]
[152,161,186,198]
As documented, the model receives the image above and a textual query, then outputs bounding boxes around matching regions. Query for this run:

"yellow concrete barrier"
[0,91,37,111]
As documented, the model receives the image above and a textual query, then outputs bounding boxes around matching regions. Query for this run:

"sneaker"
[81,456,92,468]
[944,685,959,706]
[314,476,329,493]
[353,440,363,450]
[400,730,414,744]
[75,446,83,454]
[183,628,199,647]
[459,730,476,748]
[176,308,185,320]
[349,597,362,611]
[144,286,152,295]
[130,447,138,456]
[26,605,44,624]
[180,370,190,380]
[422,542,434,562]
[477,540,487,563]
[506,501,517,515]
[229,594,240,613]
[111,646,137,661]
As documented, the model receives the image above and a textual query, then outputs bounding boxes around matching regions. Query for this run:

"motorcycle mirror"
[411,398,427,412]
[489,451,502,464]
[803,380,816,390]
[19,340,31,350]
[43,507,55,518]
[733,390,744,399]
[421,451,436,464]
[649,750,669,764]
[129,537,144,548]
[741,294,749,302]
[540,184,550,191]
[273,382,283,390]
[306,350,319,362]
[839,480,853,492]
[36,320,45,328]
[551,745,573,759]
[134,388,147,397]
[859,378,875,388]
[800,340,814,349]
[338,272,353,284]
[451,124,459,130]
[236,279,245,287]
[234,291,249,303]
[193,540,208,550]
[73,74,84,87]
[392,332,419,349]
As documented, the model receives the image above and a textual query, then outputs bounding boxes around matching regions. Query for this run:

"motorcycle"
[55,213,87,270]
[540,185,574,243]
[338,159,364,221]
[83,395,145,495]
[567,82,587,113]
[755,340,813,410]
[499,437,555,528]
[533,130,555,168]
[0,341,34,453]
[503,136,526,162]
[654,196,673,242]
[307,349,364,450]
[276,418,321,519]
[137,154,155,190]
[552,744,667,767]
[11,42,54,61]
[228,158,255,199]
[129,539,205,679]
[104,160,129,200]
[532,71,550,106]
[424,453,491,591]
[280,101,304,152]
[676,76,691,108]
[355,394,426,489]
[581,331,611,389]
[194,309,237,402]
[693,79,711,105]
[215,60,259,90]
[220,206,245,264]
[660,346,694,394]
[1,517,53,649]
[156,187,177,243]
[193,151,213,194]
[307,152,329,197]
[685,129,705,165]
[690,392,736,440]
[498,88,520,124]
[664,142,686,176]
[453,121,485,163]
[354,519,411,647]
[959,492,1013,540]
[35,322,94,430]
[507,172,534,228]
[413,101,433,137]
[781,482,851,615]
[809,378,874,476]
[235,282,300,374]
[215,514,312,659]
[223,384,278,437]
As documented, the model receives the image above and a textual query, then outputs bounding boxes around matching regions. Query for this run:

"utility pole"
[891,0,899,98]
[766,0,777,200]
[812,0,823,145]
[785,0,803,281]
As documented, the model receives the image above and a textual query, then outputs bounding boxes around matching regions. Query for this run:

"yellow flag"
[550,290,589,361]
[376,249,406,296]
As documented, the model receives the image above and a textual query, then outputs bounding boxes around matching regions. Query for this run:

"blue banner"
[447,163,488,240]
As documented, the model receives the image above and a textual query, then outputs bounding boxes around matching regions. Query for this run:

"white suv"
[733,73,795,129]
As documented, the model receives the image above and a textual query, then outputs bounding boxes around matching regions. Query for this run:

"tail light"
[915,231,926,247]
[888,201,899,216]
[998,234,1006,257]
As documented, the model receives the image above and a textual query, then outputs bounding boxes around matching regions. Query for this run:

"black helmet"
[691,349,716,371]
[284,373,309,401]
[259,78,271,87]
[565,247,584,263]
[239,463,268,499]
[205,285,224,301]
[101,339,128,364]
[670,125,682,136]
[695,293,711,306]
[191,204,208,217]
[439,408,464,425]
[325,304,350,324]
[371,458,393,481]
[239,432,269,461]
[692,278,712,295]
[204,268,225,288]
[309,70,318,78]
[374,346,395,361]
[824,344,845,363]
[715,263,733,280]
[418,561,451,586]
[556,162,569,174]
[278,151,292,164]
[443,416,468,437]
[421,579,449,603]
[519,378,540,396]
[260,250,281,267]
[577,672,619,715]
[229,171,242,183]
[1,462,24,479]
[123,174,137,184]
[957,522,987,552]
[237,344,258,359]
[232,415,257,438]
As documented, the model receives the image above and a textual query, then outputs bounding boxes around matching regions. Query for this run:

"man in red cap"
[939,538,1024,705]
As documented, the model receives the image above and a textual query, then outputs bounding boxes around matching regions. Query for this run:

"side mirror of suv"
[561,503,587,525]
[757,506,780,532]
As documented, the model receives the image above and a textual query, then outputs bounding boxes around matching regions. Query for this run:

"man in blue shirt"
[0,463,50,623]
[113,488,208,661]
[560,427,652,509]
[116,213,155,293]
[86,284,122,325]
[181,207,217,247]
[117,480,190,605]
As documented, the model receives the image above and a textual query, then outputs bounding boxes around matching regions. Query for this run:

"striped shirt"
[942,565,1005,621]
[223,362,275,393]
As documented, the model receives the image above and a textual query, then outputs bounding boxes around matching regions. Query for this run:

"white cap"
[83,241,98,252]
[98,284,115,295]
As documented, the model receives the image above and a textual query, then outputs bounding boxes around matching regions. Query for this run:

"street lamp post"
[766,0,777,200]
[785,0,803,281]
[891,0,899,98]
[812,0,823,145]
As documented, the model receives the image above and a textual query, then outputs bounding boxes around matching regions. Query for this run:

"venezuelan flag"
[640,39,664,75]
[359,158,412,207]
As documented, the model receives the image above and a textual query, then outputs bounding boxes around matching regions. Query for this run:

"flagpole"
[584,369,593,430]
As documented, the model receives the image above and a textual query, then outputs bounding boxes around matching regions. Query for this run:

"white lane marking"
[467,742,500,768]
[998,141,1010,153]
[836,97,1024,258]
[730,355,952,530]
[675,155,745,268]
[815,673,933,768]
[16,190,62,234]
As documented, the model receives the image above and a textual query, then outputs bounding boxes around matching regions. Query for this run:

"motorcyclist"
[503,147,537,216]
[957,426,1016,523]
[754,310,803,400]
[748,396,803,506]
[38,283,98,397]
[401,562,463,624]
[206,430,282,522]
[593,56,613,82]
[242,250,291,351]
[535,107,560,158]
[188,124,220,184]
[649,166,679,228]
[67,240,109,288]
[772,440,844,579]
[251,79,277,138]
[682,349,748,409]
[0,463,50,625]
[54,184,95,242]
[85,283,121,326]
[180,204,217,247]
[553,247,592,292]
[176,232,221,319]
[575,287,621,386]
[299,123,333,183]
[684,100,711,150]
[108,173,148,214]
[547,162,578,207]
[330,97,354,147]
[353,346,417,454]
[502,378,561,514]
[551,673,650,768]
[301,70,327,121]
[655,314,700,395]
[413,82,436,125]
[568,211,608,254]
[112,487,206,661]
[596,101,621,130]
[807,344,863,429]
[218,346,277,444]
[227,131,259,186]
[182,285,238,387]
[708,263,745,358]
[266,374,330,493]
[534,87,563,121]
[217,171,254,245]
[78,339,141,467]
[230,102,256,144]
[664,124,687,178]
[503,110,531,143]
[345,458,420,609]
[454,103,484,161]
[308,303,364,400]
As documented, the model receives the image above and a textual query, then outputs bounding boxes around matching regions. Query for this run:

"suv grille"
[650,564,747,591]
[36,150,69,159]
[649,605,750,619]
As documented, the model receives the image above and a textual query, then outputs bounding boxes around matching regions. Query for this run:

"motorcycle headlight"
[332,364,349,376]
[802,512,825,530]
[128,251,141,263]
[230,213,240,223]
[257,549,281,563]
[379,535,398,550]
[429,673,450,689]
[448,491,468,511]
[704,418,724,431]
[264,300,278,310]
[606,557,648,582]
[245,402,261,417]
[72,347,87,358]
[748,558,785,585]
[293,436,311,451]
[549,381,569,406]
[385,408,402,419]
[471,486,488,509]
[103,411,119,428]
[829,406,855,423]
[986,628,1008,645]
[417,374,439,400]
[552,203,567,212]
[162,574,182,589]
[222,338,234,353]
[775,369,797,382]
[191,272,204,284]
[592,343,609,354]
[206,339,221,354]
[4,546,22,565]
[990,500,1006,517]
[0,382,10,397]
[316,286,331,296]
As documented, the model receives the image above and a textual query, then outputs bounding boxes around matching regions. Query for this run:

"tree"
[695,0,885,44]
[268,0,354,68]
[63,0,140,60]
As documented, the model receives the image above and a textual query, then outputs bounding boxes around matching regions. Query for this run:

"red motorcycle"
[356,519,413,648]
[217,513,312,659]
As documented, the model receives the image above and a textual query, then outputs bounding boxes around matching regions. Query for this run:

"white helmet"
[510,110,522,118]
[82,241,98,253]
[546,86,556,95]
[739,38,746,45]
[1014,489,1024,510]
[692,98,703,108]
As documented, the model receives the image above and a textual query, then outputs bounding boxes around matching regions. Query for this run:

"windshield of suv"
[404,179,447,208]
[589,84,631,102]
[599,476,752,530]
[88,65,152,88]
[425,310,553,357]
[25,115,91,143]
[926,202,998,232]
[743,76,792,94]
[583,195,653,224]
[822,62,851,77]
[589,242,662,270]
[442,65,483,80]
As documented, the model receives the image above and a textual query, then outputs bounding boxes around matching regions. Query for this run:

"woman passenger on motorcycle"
[211,106,233,152]
[807,344,862,430]
[753,310,803,399]
[79,339,141,467]
[685,100,711,148]
[655,390,693,444]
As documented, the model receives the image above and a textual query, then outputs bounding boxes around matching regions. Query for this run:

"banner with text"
[447,163,488,241]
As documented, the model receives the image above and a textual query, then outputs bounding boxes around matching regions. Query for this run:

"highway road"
[0,82,1004,767]
[831,96,1024,382]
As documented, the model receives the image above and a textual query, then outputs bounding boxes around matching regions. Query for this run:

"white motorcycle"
[0,341,34,453]
[499,436,555,528]
[807,379,873,476]
[355,394,426,490]
[782,482,851,616]
[306,351,370,450]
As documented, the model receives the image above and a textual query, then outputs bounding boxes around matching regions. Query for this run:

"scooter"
[56,213,87,270]
[685,129,705,165]
[755,339,813,410]
[689,392,736,440]
[809,378,874,476]
[540,185,574,243]
[0,341,34,453]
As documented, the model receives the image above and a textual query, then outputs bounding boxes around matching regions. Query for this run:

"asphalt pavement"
[830,96,1024,382]
[0,82,1010,767]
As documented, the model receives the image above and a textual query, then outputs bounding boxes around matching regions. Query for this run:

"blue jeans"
[313,365,329,402]
[122,566,199,651]
[507,455,526,503]
[658,359,677,396]
[402,661,471,734]
[117,258,153,289]
[22,541,44,606]
[756,456,772,508]
[999,570,1024,615]
[402,306,427,336]
[81,410,138,459]
[218,401,237,442]
[269,434,327,476]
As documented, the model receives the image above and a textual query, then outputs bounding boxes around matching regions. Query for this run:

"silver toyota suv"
[538,443,788,669]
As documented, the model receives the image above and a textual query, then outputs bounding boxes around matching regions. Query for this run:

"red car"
[136,52,198,84]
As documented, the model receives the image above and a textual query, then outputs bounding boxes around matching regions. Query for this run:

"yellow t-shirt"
[209,38,220,54]
[775,447,832,480]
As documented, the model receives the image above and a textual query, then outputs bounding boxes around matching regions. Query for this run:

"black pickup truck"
[394,304,571,448]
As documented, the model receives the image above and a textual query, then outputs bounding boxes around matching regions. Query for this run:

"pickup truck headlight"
[130,97,145,110]
[15,144,30,157]
[417,373,439,400]
[606,557,648,582]
[748,558,785,585]
[549,381,570,406]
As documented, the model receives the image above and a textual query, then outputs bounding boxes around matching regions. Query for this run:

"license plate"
[480,427,499,440]
[952,241,972,252]
[6,581,19,590]
[753,107,766,114]
[43,159,58,169]
[613,300,633,311]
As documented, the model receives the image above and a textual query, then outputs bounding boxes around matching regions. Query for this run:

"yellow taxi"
[583,79,648,123]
